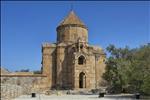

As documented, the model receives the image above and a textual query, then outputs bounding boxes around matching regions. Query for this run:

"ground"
[13,94,139,100]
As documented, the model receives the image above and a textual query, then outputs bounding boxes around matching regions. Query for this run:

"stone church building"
[42,10,106,90]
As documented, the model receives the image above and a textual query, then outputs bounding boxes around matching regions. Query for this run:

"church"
[42,10,106,90]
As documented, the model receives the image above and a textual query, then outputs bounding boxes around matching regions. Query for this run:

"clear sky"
[1,1,150,72]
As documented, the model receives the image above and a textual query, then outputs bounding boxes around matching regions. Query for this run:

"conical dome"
[57,10,87,29]
[56,10,88,43]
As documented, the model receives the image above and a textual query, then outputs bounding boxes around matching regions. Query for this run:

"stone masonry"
[42,10,106,90]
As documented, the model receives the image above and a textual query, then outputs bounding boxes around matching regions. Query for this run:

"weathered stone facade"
[42,11,106,90]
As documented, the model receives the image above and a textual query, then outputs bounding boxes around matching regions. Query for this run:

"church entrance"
[79,72,86,88]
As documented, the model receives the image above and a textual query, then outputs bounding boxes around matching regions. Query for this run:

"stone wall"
[57,26,88,43]
[42,43,56,88]
[1,76,47,100]
[1,84,23,100]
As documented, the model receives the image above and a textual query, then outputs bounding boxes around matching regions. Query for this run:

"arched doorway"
[79,72,86,88]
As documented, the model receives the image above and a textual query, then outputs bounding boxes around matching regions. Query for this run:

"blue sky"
[1,1,150,72]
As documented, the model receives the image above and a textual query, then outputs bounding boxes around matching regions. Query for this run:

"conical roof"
[58,10,87,28]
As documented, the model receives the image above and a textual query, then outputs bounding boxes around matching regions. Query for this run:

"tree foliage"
[103,44,150,95]
[15,69,30,72]
[33,70,42,74]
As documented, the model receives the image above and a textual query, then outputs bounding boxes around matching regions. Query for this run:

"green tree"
[103,44,150,95]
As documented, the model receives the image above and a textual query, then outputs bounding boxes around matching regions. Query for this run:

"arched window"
[78,55,86,65]
[80,44,83,49]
